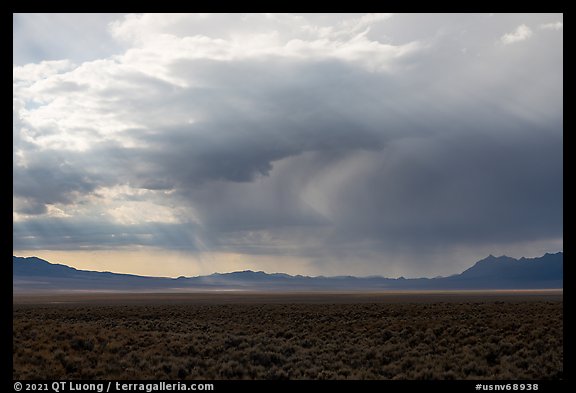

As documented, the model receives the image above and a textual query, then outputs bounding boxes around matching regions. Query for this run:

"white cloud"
[107,13,415,72]
[540,21,563,31]
[13,13,563,276]
[500,24,533,45]
[13,60,74,85]
[340,13,393,35]
[13,14,425,154]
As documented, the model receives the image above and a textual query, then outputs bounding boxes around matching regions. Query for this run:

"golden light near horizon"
[13,249,317,278]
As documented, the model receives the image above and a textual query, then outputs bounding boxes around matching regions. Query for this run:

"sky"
[13,13,563,278]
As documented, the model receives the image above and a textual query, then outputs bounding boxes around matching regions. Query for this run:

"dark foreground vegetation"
[13,294,562,380]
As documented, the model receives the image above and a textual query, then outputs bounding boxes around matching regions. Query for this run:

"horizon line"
[12,251,564,280]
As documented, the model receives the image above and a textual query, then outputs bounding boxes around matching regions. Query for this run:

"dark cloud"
[324,126,563,247]
[13,13,563,276]
[13,155,99,214]
[13,218,203,251]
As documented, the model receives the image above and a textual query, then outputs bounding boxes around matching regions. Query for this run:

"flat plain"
[13,291,563,380]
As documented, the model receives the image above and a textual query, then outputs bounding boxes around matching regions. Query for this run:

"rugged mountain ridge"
[13,252,563,292]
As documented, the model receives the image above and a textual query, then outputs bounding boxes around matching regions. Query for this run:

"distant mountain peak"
[13,252,562,292]
[460,252,562,280]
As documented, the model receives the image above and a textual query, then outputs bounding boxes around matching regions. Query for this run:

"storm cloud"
[13,13,562,277]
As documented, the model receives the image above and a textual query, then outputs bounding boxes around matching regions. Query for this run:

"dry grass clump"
[13,300,562,379]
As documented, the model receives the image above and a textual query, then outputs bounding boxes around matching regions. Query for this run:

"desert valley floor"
[13,291,563,380]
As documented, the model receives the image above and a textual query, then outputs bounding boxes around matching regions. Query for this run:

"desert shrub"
[13,298,562,380]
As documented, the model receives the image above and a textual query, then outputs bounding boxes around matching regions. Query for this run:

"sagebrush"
[13,299,562,379]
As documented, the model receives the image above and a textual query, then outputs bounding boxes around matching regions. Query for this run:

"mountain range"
[13,252,563,293]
